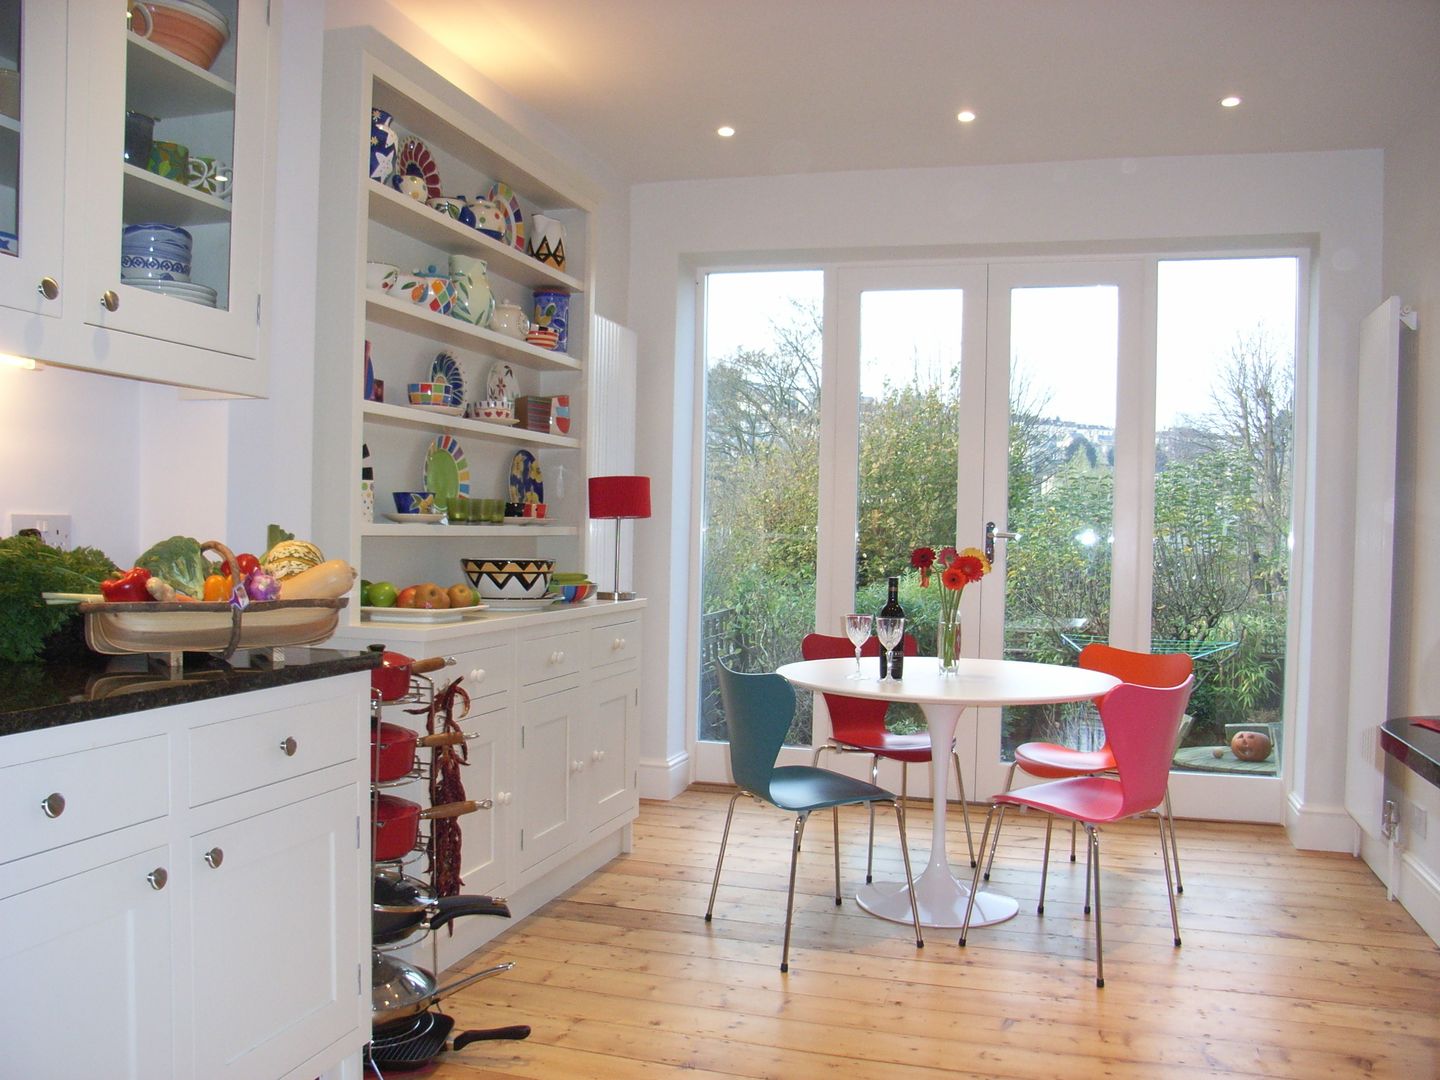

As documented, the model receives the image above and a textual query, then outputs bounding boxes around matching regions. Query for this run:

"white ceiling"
[395,0,1440,186]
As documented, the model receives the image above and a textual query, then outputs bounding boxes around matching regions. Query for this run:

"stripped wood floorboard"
[406,788,1440,1079]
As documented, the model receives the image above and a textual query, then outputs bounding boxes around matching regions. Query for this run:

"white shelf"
[365,290,582,370]
[362,400,580,447]
[368,182,583,292]
[125,33,236,116]
[361,522,578,537]
[122,164,231,226]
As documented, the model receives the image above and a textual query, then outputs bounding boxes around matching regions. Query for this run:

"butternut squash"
[277,559,357,600]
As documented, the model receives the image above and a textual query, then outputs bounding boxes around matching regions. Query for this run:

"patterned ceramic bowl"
[461,557,555,600]
[407,382,448,406]
[393,273,453,316]
[121,222,192,282]
[392,491,437,515]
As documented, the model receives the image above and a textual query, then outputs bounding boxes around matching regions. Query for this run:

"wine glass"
[875,617,906,680]
[844,614,873,678]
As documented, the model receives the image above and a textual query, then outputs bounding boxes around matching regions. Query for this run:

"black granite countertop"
[1381,716,1440,789]
[0,647,382,739]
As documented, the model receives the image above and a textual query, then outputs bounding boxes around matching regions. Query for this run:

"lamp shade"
[589,475,651,519]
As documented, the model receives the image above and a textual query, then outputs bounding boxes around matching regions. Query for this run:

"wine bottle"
[878,576,904,679]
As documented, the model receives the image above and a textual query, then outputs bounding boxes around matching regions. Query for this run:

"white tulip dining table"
[776,655,1119,928]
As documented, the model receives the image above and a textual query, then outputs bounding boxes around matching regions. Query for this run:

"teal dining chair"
[706,662,924,972]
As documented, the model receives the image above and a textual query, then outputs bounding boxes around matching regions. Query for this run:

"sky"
[704,259,1299,432]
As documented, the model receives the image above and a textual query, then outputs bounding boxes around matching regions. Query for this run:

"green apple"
[368,580,398,607]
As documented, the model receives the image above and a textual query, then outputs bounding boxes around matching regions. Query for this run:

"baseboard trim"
[1358,828,1440,946]
[1285,790,1361,852]
[640,751,690,800]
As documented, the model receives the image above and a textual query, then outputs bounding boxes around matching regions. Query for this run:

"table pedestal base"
[856,863,1019,929]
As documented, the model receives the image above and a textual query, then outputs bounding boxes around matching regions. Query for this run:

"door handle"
[985,521,1018,564]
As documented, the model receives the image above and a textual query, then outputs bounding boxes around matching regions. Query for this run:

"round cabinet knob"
[147,867,168,891]
[612,637,625,651]
[37,277,59,300]
[571,759,584,774]
[279,736,298,757]
[497,791,512,806]
[468,668,486,684]
[40,792,65,819]
[100,290,119,311]
[592,749,606,763]
[203,847,224,869]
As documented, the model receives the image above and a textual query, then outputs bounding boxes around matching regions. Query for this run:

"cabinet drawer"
[189,695,357,806]
[454,640,514,705]
[518,629,584,688]
[0,735,168,865]
[589,619,640,670]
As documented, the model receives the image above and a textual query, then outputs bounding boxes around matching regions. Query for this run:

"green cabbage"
[135,535,207,599]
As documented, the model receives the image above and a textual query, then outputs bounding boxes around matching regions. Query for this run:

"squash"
[277,559,357,600]
[262,538,325,580]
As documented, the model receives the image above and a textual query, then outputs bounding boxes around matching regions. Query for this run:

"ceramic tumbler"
[124,111,156,167]
[532,290,569,353]
[529,214,566,270]
[369,108,396,185]
[148,140,189,183]
[185,155,231,198]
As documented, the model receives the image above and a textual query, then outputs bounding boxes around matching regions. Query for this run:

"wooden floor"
[407,787,1440,1079]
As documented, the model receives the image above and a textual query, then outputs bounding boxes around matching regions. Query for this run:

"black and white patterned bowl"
[461,557,554,599]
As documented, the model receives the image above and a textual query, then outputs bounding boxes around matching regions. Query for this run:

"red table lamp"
[589,475,651,600]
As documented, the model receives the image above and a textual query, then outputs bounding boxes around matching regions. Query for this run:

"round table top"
[776,656,1119,708]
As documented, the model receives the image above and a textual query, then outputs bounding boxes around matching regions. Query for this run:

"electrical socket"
[10,513,71,549]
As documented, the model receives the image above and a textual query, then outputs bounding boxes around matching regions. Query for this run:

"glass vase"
[937,610,960,675]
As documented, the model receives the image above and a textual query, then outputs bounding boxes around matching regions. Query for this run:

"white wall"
[627,151,1385,850]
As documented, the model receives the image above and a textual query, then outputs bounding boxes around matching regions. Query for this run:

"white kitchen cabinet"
[0,0,275,395]
[0,669,372,1080]
[586,667,639,833]
[515,681,583,878]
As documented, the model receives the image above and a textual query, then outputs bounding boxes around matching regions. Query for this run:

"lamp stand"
[598,519,635,601]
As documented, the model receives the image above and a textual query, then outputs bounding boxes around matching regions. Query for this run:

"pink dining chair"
[982,643,1194,891]
[802,632,976,882]
[960,676,1195,987]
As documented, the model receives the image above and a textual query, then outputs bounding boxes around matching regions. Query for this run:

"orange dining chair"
[802,632,976,881]
[982,643,1193,890]
[961,677,1195,986]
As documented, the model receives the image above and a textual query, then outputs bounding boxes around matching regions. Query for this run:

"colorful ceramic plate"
[383,512,444,524]
[487,182,526,252]
[423,434,470,504]
[395,138,441,199]
[507,449,544,504]
[361,604,487,623]
[429,351,464,406]
[486,360,517,400]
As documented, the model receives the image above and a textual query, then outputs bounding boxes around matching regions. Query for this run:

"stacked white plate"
[129,279,217,307]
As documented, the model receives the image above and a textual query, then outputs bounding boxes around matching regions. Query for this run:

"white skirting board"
[586,315,638,586]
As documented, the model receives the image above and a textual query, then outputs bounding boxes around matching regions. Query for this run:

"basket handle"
[201,540,245,658]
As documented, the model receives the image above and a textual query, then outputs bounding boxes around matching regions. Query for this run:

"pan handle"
[452,1025,532,1050]
[430,961,515,1005]
[428,893,512,931]
[414,731,467,749]
[409,655,456,675]
[419,799,490,820]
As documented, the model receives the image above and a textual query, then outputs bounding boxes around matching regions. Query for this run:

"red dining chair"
[982,643,1193,890]
[961,677,1195,987]
[803,632,976,882]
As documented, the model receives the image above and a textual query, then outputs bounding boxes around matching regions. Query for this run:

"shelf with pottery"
[364,289,582,372]
[126,33,236,117]
[368,182,582,293]
[121,163,231,225]
[362,399,579,448]
[361,521,578,538]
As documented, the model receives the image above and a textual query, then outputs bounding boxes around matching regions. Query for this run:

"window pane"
[1157,258,1297,776]
[699,270,823,745]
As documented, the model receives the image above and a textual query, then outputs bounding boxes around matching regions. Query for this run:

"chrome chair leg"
[1088,824,1104,987]
[1070,819,1078,861]
[1037,814,1054,915]
[959,803,999,946]
[951,751,976,867]
[866,754,880,883]
[705,790,744,921]
[832,806,842,905]
[1163,786,1183,893]
[1159,813,1182,946]
[780,810,811,973]
[1083,831,1093,914]
[982,762,1017,880]
[892,798,924,949]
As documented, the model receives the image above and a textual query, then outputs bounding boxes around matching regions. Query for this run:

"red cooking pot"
[370,721,466,782]
[370,649,455,702]
[371,793,484,862]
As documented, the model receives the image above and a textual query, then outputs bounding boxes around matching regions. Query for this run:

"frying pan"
[372,793,486,861]
[372,953,515,1027]
[371,721,466,782]
[372,892,511,945]
[370,649,454,702]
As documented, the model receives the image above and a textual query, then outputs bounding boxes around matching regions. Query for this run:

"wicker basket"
[78,541,346,660]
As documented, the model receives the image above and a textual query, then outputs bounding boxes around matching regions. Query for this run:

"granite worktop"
[0,646,381,739]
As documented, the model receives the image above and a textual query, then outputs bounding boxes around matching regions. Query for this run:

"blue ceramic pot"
[532,290,569,353]
[370,108,396,185]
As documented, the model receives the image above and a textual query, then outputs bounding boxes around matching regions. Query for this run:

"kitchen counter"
[0,646,381,739]
[1381,716,1440,789]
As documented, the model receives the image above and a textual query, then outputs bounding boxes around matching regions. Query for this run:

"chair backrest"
[1078,642,1193,689]
[716,662,795,799]
[801,632,918,745]
[1100,677,1195,817]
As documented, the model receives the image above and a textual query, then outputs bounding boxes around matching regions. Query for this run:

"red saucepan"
[370,649,455,703]
[370,721,466,782]
[371,793,484,862]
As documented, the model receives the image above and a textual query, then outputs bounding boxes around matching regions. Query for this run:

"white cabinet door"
[516,684,580,877]
[455,697,513,897]
[0,844,173,1080]
[189,784,360,1080]
[585,668,638,833]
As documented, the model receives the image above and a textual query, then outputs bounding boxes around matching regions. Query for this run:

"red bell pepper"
[100,567,153,602]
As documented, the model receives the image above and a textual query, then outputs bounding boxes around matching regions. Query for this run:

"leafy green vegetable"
[134,535,206,599]
[265,523,295,559]
[0,535,120,662]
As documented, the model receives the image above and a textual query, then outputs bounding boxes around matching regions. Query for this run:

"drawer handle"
[497,791,512,806]
[100,289,119,312]
[468,667,486,684]
[40,792,65,819]
[203,847,224,869]
[37,276,59,300]
[550,650,565,665]
[592,749,606,763]
[279,736,298,757]
[147,867,168,891]
[571,759,585,774]
[612,637,625,650]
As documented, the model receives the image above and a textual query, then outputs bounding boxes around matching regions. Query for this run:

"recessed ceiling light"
[1220,95,1242,108]
[716,125,735,138]
[956,110,976,124]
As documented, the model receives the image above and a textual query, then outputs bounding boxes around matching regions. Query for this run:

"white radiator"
[586,314,638,585]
